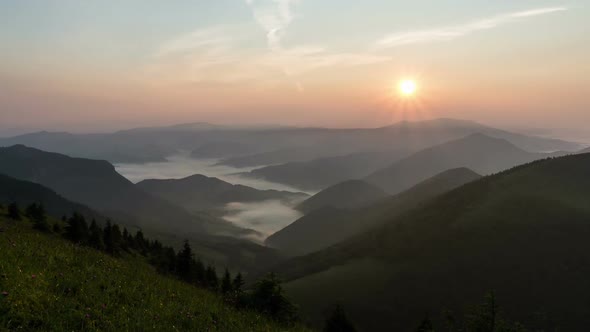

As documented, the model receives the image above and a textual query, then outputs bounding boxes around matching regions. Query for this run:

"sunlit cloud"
[376,7,567,49]
[148,27,390,86]
[245,0,300,51]
[155,26,232,58]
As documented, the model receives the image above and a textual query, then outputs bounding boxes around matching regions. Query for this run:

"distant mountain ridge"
[365,133,565,194]
[0,174,104,222]
[137,174,308,214]
[1,118,581,165]
[266,168,480,256]
[244,149,411,191]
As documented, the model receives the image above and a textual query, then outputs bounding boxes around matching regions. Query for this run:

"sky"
[0,0,589,133]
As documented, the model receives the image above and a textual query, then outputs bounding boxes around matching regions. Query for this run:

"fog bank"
[222,200,303,241]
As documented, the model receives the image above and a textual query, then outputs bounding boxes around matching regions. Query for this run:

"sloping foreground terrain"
[272,153,590,331]
[0,211,308,331]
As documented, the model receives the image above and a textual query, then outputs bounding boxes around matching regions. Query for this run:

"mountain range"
[365,133,565,194]
[268,153,590,331]
[0,119,581,166]
[266,168,481,256]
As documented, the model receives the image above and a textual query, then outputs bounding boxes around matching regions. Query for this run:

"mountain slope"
[272,153,590,331]
[365,133,563,194]
[266,168,480,256]
[245,150,411,191]
[0,214,307,331]
[137,174,307,214]
[0,174,104,221]
[296,180,389,214]
[0,145,238,236]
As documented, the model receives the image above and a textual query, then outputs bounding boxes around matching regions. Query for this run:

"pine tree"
[205,265,219,291]
[195,258,206,284]
[135,230,147,252]
[324,305,357,332]
[414,315,434,332]
[221,268,233,295]
[176,241,194,282]
[27,203,49,231]
[64,213,89,244]
[247,273,297,323]
[103,220,122,255]
[110,224,123,255]
[88,219,105,251]
[7,202,21,220]
[233,273,245,294]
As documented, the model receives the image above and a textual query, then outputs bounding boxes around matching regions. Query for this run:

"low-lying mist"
[115,153,307,193]
[222,200,303,242]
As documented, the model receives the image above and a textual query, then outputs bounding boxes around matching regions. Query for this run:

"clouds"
[147,4,568,88]
[376,7,567,49]
[245,0,300,51]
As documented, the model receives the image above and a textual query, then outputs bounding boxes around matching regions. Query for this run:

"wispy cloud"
[147,1,391,88]
[376,7,567,49]
[155,27,232,58]
[245,0,300,51]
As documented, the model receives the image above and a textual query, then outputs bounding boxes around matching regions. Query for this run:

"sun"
[398,79,417,96]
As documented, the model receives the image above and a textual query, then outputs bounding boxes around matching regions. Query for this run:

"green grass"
[0,210,309,331]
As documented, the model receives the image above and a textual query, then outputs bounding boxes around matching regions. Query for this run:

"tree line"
[3,202,304,326]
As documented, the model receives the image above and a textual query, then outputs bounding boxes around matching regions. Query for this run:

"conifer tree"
[110,224,123,255]
[248,273,297,323]
[414,316,434,332]
[64,213,89,243]
[27,203,49,231]
[221,268,233,295]
[7,202,21,220]
[205,265,219,291]
[176,240,194,282]
[103,220,122,255]
[194,258,206,284]
[233,273,245,294]
[324,305,357,332]
[88,219,105,251]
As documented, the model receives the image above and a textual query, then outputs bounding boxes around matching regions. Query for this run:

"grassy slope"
[277,154,590,331]
[0,213,308,331]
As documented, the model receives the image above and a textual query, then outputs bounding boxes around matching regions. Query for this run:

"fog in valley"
[115,153,309,238]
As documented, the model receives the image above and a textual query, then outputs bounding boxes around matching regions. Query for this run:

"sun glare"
[399,80,417,96]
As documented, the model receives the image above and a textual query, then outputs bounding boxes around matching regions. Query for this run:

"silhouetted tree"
[205,265,219,291]
[26,203,49,231]
[88,219,105,251]
[135,230,147,252]
[103,220,122,255]
[64,213,89,244]
[324,305,357,332]
[8,202,21,220]
[233,272,244,295]
[246,273,297,323]
[221,268,233,295]
[121,228,131,251]
[414,315,433,332]
[176,240,194,282]
[195,258,206,284]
